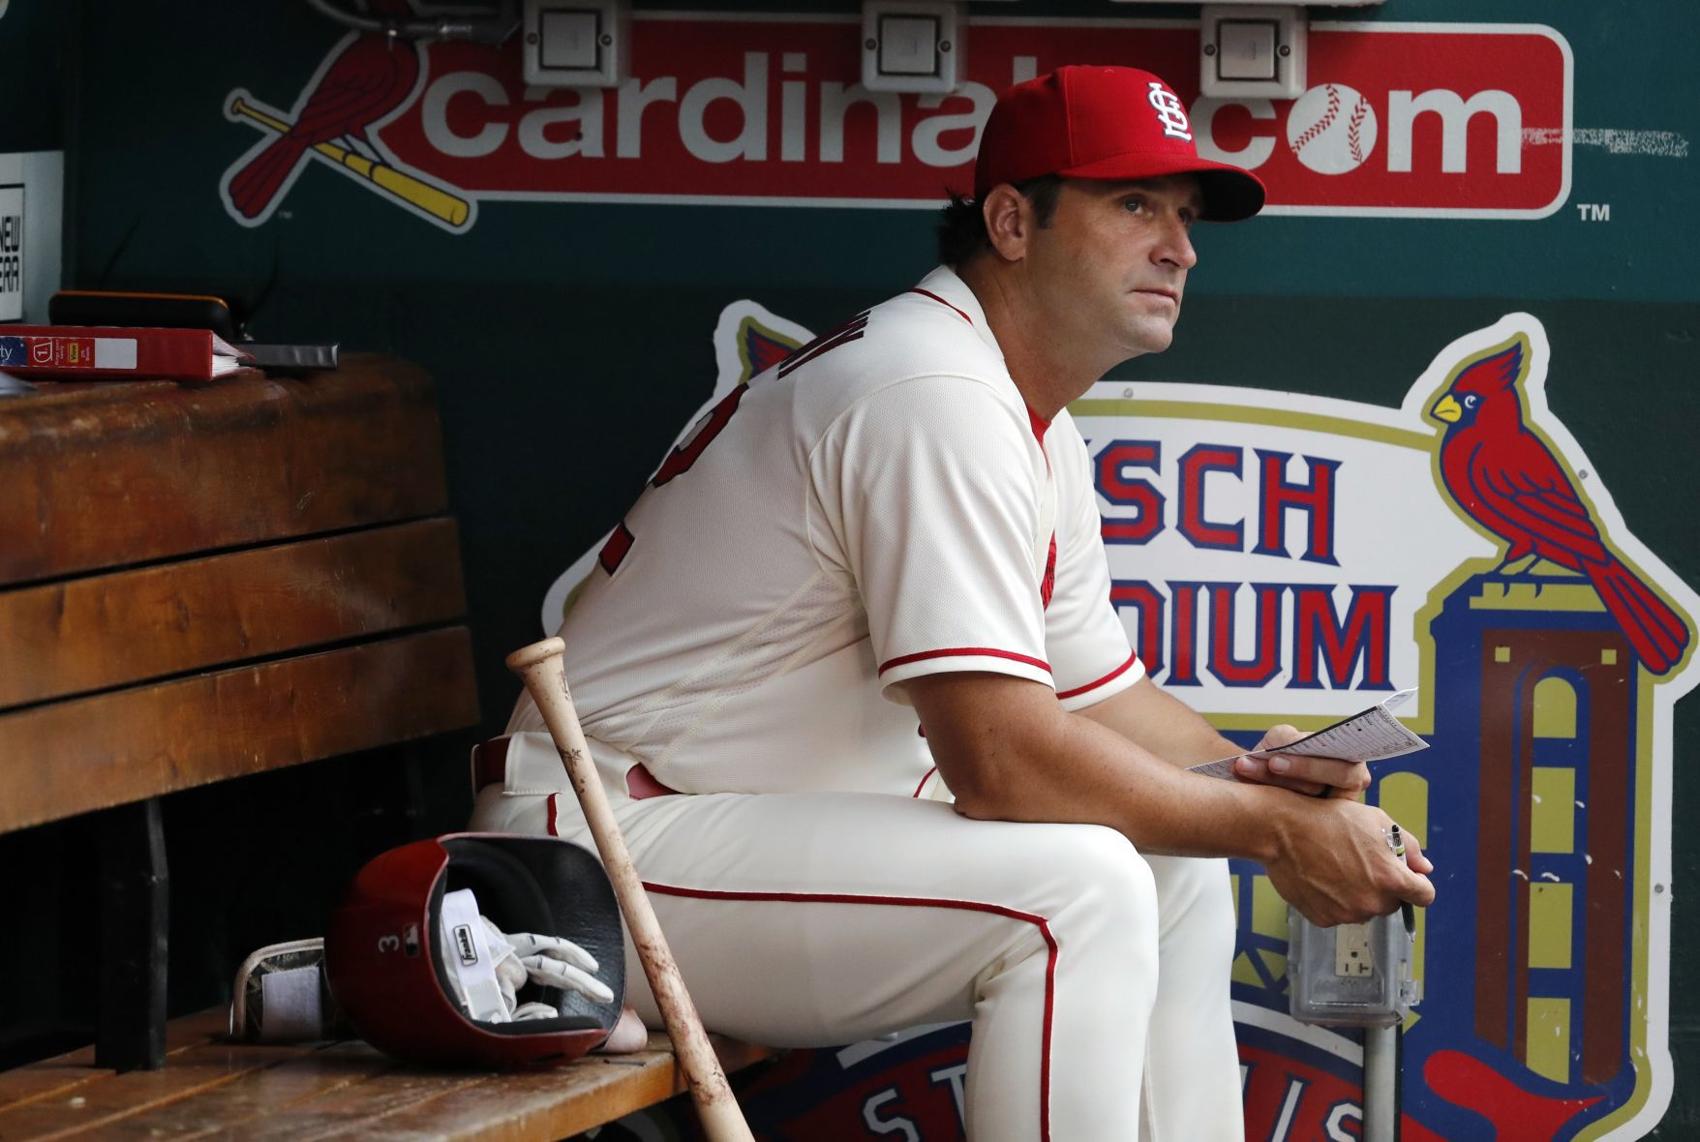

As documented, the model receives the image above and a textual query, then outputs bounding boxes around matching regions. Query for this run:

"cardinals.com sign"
[567,306,1692,1141]
[218,15,1570,231]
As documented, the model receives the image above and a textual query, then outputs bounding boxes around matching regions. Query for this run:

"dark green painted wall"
[0,1,67,152]
[2,0,1694,1128]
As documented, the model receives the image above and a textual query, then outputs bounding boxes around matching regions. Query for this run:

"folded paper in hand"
[1188,688,1427,781]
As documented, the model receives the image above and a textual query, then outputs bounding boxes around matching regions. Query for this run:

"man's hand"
[1264,796,1435,927]
[1233,724,1371,798]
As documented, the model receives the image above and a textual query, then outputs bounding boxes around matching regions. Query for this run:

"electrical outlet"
[1289,906,1417,1026]
[522,0,629,88]
[1335,923,1375,976]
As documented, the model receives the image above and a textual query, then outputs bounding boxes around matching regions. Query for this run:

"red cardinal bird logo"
[224,0,424,222]
[1431,335,1691,675]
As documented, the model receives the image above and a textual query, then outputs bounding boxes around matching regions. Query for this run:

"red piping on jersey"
[599,522,636,575]
[1056,651,1141,701]
[907,287,974,327]
[1039,534,1057,611]
[641,881,1058,1142]
[879,647,1052,675]
[545,792,559,836]
[1026,404,1052,444]
[912,766,937,798]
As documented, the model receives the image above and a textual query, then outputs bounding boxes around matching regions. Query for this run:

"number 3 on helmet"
[326,833,626,1068]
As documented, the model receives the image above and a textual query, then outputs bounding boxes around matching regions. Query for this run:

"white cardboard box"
[0,151,64,324]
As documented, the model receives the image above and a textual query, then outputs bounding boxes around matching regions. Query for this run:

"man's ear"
[981,184,1031,262]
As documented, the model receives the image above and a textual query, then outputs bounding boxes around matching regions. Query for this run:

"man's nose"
[1154,217,1198,270]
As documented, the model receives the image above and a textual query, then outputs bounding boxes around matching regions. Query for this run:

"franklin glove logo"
[453,923,479,966]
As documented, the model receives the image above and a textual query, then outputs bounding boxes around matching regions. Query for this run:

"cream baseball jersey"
[508,266,1141,796]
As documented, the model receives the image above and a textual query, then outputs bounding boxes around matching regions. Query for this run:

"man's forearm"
[1077,676,1240,769]
[907,671,1434,924]
[920,675,1289,860]
[1041,704,1291,860]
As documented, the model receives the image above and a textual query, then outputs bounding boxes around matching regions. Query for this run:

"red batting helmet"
[325,833,625,1069]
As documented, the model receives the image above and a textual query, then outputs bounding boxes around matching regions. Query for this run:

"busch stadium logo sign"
[1076,320,1691,1142]
[218,14,1571,231]
[551,306,1691,1141]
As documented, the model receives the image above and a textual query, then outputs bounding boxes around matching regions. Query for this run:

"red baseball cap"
[974,66,1265,221]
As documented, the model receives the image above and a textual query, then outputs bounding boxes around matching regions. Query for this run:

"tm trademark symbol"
[1576,203,1612,222]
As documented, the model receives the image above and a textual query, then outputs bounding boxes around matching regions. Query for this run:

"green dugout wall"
[2,1,1695,1135]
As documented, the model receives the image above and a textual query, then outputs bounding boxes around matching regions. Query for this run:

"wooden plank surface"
[0,1011,225,1111]
[0,628,479,832]
[174,1043,461,1140]
[1,1019,772,1141]
[0,356,448,587]
[49,1040,400,1140]
[339,1035,773,1141]
[0,518,468,710]
[0,1034,346,1138]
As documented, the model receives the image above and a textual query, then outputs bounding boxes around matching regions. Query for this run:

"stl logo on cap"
[1147,81,1193,142]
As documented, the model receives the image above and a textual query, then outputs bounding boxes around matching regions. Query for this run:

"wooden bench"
[0,357,480,1071]
[0,357,774,1138]
[0,1009,774,1139]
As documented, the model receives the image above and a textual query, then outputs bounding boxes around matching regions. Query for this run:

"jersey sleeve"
[1043,423,1145,711]
[811,375,1053,702]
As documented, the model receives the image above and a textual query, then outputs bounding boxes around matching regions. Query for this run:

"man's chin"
[1125,321,1177,356]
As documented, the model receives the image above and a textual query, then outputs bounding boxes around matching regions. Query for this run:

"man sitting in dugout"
[473,65,1435,1141]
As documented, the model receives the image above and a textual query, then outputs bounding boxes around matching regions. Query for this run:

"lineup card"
[1188,689,1426,781]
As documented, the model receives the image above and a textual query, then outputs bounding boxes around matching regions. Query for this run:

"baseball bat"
[507,638,753,1142]
[228,96,471,229]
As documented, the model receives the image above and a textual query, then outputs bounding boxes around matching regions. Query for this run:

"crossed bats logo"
[218,0,474,232]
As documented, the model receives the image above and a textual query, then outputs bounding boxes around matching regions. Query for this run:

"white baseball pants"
[469,736,1243,1141]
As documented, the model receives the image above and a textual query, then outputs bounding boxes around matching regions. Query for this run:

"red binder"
[0,325,254,381]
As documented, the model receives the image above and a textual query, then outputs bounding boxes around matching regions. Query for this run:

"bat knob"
[505,637,566,673]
